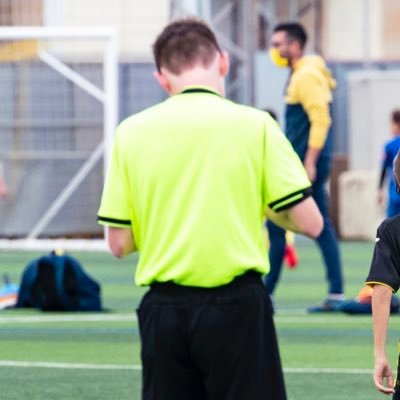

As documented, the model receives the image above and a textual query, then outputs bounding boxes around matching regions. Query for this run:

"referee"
[98,18,323,400]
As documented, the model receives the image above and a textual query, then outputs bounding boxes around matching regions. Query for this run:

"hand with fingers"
[374,357,395,395]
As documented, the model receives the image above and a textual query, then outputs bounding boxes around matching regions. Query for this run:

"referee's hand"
[374,357,395,395]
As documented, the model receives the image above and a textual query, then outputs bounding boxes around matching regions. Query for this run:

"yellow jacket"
[285,55,336,149]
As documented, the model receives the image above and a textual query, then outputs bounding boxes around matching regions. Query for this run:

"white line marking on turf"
[0,313,371,325]
[0,361,374,375]
[284,367,373,375]
[275,316,372,324]
[0,314,137,324]
[0,361,141,370]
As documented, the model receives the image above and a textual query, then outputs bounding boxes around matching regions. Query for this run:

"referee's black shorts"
[136,270,287,400]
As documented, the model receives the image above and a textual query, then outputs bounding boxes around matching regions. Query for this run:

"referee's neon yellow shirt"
[98,86,311,287]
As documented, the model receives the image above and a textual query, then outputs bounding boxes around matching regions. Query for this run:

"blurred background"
[0,0,399,241]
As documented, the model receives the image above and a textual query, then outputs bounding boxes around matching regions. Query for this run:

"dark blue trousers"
[265,167,344,296]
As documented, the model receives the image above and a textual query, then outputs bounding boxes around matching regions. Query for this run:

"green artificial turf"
[0,241,394,399]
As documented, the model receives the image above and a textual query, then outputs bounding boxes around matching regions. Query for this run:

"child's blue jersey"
[382,136,400,215]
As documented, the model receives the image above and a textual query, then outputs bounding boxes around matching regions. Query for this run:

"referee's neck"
[155,54,228,97]
[167,68,225,97]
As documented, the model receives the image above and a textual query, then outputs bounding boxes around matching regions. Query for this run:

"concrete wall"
[322,0,400,62]
[347,71,400,171]
[45,0,169,59]
[381,0,400,60]
[323,0,381,61]
[339,170,384,240]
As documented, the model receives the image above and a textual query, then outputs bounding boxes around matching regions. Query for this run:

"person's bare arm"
[297,72,332,182]
[372,284,395,395]
[106,227,137,258]
[265,196,323,238]
[0,163,7,198]
[304,147,320,182]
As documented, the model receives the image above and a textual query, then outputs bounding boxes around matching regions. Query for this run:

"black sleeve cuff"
[365,279,397,293]
[269,187,313,212]
[97,215,131,226]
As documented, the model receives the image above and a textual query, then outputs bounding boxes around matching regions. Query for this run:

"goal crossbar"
[0,27,117,41]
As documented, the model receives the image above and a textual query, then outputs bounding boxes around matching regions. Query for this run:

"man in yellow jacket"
[266,22,345,312]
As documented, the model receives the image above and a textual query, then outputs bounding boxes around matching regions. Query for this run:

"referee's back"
[98,86,310,287]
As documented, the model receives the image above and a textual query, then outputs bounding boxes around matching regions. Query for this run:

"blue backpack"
[16,251,102,312]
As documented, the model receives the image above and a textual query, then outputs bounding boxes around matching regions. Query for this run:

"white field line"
[274,316,372,324]
[0,361,140,370]
[0,361,374,375]
[0,313,371,325]
[0,313,137,324]
[284,367,373,375]
[0,239,108,252]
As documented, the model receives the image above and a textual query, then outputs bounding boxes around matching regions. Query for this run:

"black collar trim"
[180,88,221,96]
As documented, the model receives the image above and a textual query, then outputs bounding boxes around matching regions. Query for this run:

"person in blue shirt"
[378,110,400,217]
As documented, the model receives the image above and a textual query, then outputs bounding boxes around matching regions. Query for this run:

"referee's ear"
[154,70,173,95]
[218,51,230,77]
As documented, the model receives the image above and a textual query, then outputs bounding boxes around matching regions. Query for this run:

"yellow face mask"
[269,48,289,68]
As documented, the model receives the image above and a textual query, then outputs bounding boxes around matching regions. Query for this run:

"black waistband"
[150,270,262,294]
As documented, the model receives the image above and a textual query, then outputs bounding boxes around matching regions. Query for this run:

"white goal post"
[0,27,118,251]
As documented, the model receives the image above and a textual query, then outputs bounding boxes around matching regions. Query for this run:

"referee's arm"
[106,227,137,258]
[265,197,323,238]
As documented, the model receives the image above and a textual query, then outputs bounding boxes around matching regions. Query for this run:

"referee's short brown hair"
[153,18,221,75]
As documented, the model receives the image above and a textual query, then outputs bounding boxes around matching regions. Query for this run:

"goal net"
[0,27,118,251]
